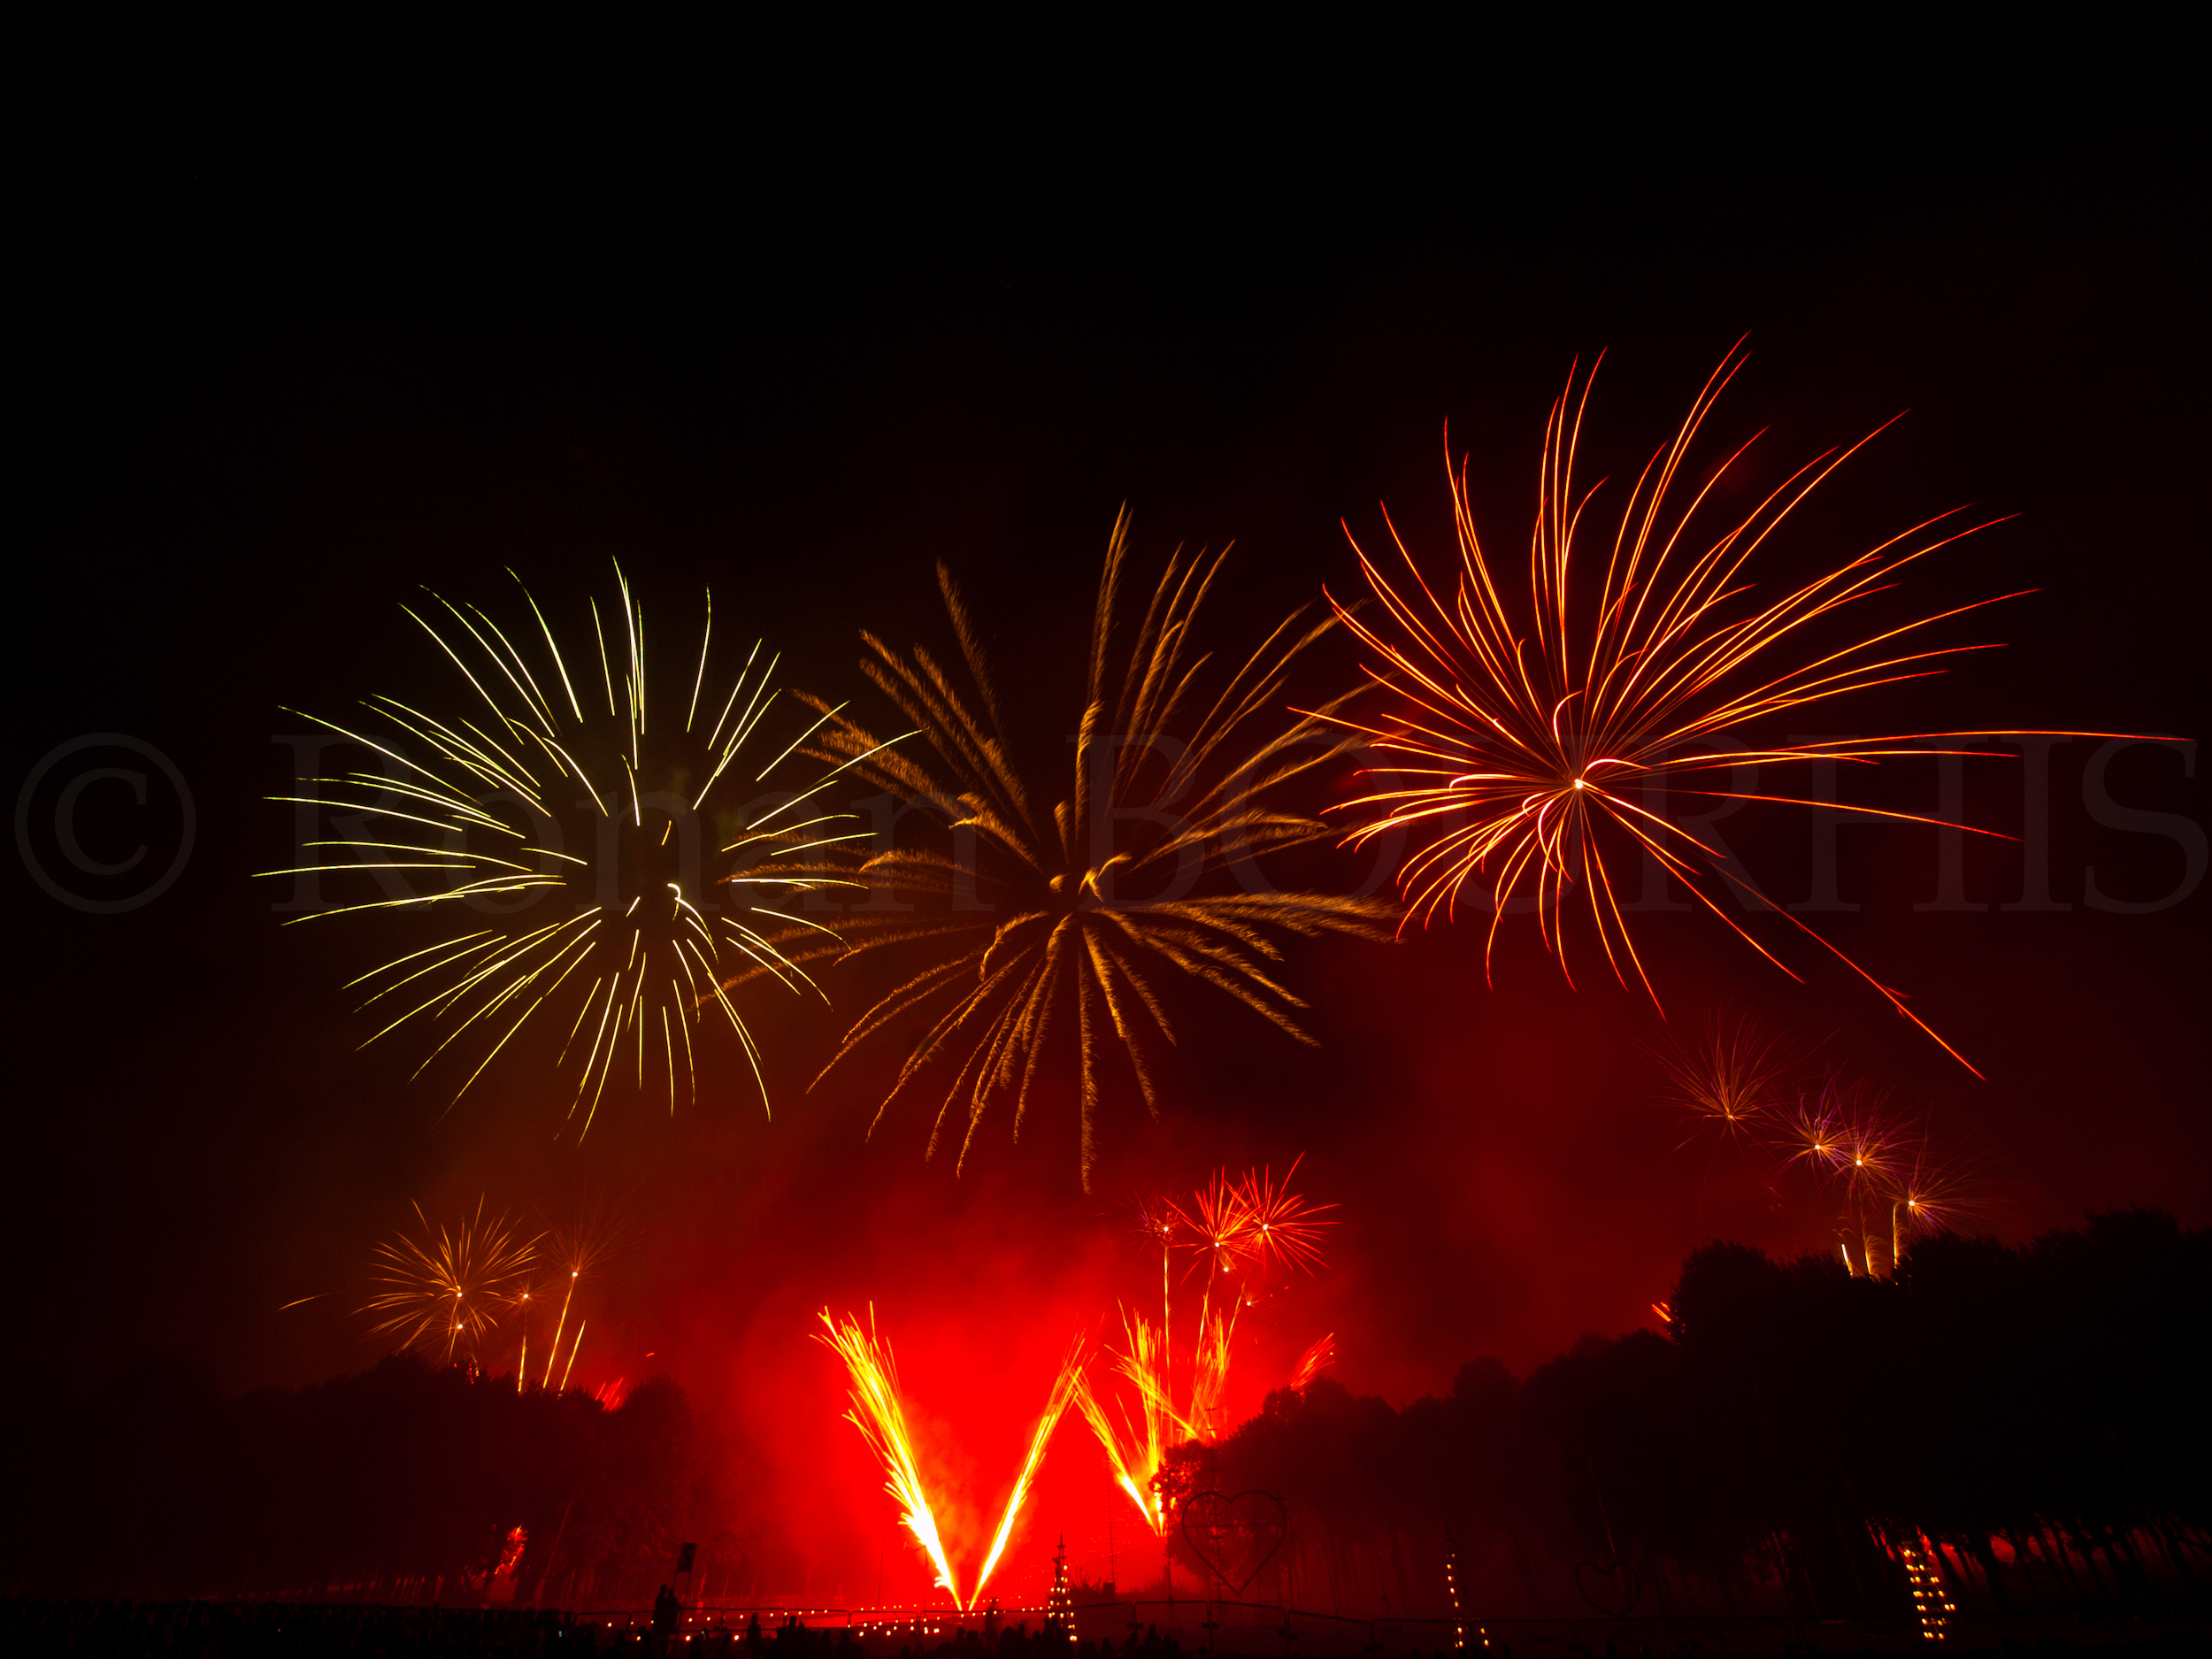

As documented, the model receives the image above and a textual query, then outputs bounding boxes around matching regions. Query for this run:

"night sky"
[11,111,2206,1598]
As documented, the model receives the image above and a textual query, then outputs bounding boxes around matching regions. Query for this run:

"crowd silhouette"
[0,1602,1188,1658]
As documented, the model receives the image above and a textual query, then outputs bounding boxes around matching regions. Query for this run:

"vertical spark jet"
[818,1309,964,1607]
[972,1336,1089,1604]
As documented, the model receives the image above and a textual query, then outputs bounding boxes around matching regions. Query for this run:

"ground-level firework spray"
[818,1309,964,1606]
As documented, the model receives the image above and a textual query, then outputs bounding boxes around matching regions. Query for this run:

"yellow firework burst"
[364,1197,539,1363]
[783,511,1393,1185]
[265,565,877,1129]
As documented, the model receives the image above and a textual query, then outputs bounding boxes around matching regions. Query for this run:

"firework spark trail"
[1076,1306,1176,1535]
[776,512,1392,1187]
[264,565,878,1130]
[1131,1196,1179,1401]
[1080,1164,1336,1529]
[817,1309,964,1605]
[1288,1333,1337,1392]
[1073,1361,1164,1537]
[364,1198,539,1362]
[971,1335,1090,1604]
[1324,345,2141,1073]
[541,1272,580,1390]
[533,1199,631,1389]
[1185,1310,1236,1443]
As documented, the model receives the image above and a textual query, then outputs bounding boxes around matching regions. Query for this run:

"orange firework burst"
[1081,1164,1335,1531]
[364,1198,539,1363]
[1662,1025,1983,1277]
[1655,1012,1791,1148]
[1219,1161,1334,1278]
[787,512,1391,1187]
[1325,345,2127,1071]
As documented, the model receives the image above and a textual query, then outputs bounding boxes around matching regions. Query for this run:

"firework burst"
[266,565,876,1130]
[790,511,1391,1186]
[1655,1012,1791,1148]
[1080,1164,1335,1531]
[364,1198,539,1363]
[1662,1023,1980,1276]
[1325,345,2124,1071]
[521,1194,637,1392]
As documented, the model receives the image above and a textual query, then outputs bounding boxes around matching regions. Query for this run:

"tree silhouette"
[1171,1210,2208,1621]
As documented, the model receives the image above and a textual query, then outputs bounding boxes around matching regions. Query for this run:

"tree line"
[1,1355,792,1604]
[1165,1208,2208,1623]
[7,1208,2202,1618]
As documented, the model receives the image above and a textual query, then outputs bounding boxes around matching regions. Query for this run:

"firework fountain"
[817,1310,1088,1610]
[1077,1164,1334,1535]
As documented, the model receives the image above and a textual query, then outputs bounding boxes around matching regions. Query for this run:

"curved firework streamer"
[265,565,876,1130]
[774,511,1393,1185]
[1287,1333,1337,1392]
[1322,345,2144,1071]
[363,1197,539,1363]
